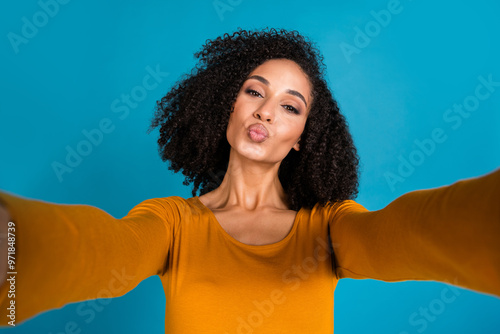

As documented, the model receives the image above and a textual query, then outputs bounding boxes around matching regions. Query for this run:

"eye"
[283,105,300,115]
[245,89,262,97]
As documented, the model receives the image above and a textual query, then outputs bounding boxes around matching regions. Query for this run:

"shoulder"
[125,196,207,235]
[126,195,203,221]
[305,199,368,222]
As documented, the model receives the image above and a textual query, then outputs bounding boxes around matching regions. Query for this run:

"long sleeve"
[329,168,500,297]
[0,191,177,325]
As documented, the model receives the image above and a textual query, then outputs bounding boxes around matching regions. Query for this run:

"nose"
[253,100,275,123]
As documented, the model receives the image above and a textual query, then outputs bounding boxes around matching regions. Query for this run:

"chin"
[236,148,289,167]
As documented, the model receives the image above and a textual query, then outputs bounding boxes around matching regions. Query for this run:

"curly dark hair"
[148,28,359,210]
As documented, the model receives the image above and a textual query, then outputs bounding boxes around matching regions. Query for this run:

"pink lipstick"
[248,123,269,143]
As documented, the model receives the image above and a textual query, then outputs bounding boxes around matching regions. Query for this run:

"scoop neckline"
[192,196,302,249]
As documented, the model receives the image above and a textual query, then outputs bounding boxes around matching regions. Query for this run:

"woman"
[0,28,499,333]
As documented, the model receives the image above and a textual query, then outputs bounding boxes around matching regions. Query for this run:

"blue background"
[1,0,499,333]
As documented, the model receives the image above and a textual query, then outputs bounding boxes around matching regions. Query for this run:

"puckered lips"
[247,123,269,143]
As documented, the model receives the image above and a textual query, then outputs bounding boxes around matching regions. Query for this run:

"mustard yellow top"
[1,169,499,333]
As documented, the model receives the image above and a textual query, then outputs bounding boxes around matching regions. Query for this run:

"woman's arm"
[0,203,11,284]
[0,191,176,325]
[329,168,500,296]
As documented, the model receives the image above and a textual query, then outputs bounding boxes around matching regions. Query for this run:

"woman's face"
[226,59,312,165]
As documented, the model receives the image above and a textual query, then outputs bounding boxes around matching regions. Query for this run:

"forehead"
[247,59,312,95]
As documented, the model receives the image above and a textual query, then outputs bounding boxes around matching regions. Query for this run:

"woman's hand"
[0,203,11,283]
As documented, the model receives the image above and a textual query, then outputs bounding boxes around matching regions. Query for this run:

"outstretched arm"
[329,169,500,296]
[0,204,11,284]
[0,191,176,325]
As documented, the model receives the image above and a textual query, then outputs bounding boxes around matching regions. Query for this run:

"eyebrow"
[247,75,308,107]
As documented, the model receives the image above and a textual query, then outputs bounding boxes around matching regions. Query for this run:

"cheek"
[227,110,239,127]
[226,115,235,141]
[225,112,244,144]
[227,105,250,130]
[279,120,306,142]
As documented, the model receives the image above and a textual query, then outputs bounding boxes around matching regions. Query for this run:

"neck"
[209,148,290,211]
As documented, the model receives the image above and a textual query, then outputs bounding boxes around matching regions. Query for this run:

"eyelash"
[245,89,301,115]
[246,89,261,97]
